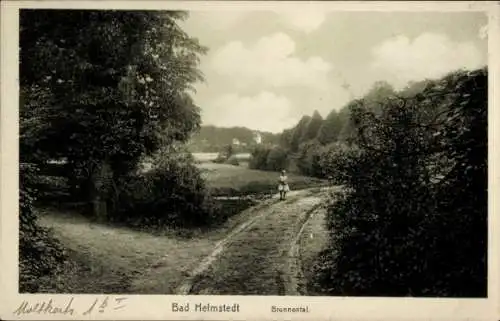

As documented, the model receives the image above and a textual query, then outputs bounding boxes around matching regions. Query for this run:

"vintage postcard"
[1,1,499,320]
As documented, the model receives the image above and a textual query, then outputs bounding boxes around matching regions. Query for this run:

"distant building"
[253,132,262,144]
[232,138,241,145]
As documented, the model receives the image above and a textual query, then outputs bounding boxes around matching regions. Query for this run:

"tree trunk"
[88,160,113,222]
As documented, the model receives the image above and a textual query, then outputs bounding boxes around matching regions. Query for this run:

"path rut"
[181,190,325,295]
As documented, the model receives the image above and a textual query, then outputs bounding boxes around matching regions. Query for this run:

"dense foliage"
[316,109,346,145]
[19,163,68,293]
[20,10,207,218]
[312,68,487,297]
[114,147,221,228]
[248,104,355,175]
[212,144,239,165]
[249,145,272,170]
[265,146,289,172]
[19,10,214,291]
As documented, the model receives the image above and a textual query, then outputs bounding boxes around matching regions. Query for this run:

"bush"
[225,156,240,166]
[249,145,272,170]
[19,163,68,293]
[212,155,226,164]
[212,144,234,164]
[113,150,222,228]
[317,142,356,184]
[422,68,487,296]
[296,140,322,177]
[265,146,289,171]
[314,68,487,297]
[249,145,292,172]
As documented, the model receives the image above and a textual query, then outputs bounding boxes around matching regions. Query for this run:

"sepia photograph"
[1,1,499,320]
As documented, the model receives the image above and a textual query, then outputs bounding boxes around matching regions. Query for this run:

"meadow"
[193,153,327,197]
[192,152,252,162]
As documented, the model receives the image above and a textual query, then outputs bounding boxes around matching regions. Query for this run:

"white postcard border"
[1,1,499,321]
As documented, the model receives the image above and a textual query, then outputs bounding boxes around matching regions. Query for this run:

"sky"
[180,10,488,133]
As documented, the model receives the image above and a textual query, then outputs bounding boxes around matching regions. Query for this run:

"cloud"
[203,92,297,132]
[211,32,333,90]
[371,33,484,88]
[185,11,249,30]
[279,9,327,33]
[478,24,488,40]
[186,10,327,33]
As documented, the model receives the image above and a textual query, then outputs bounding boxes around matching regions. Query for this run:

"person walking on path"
[278,170,290,201]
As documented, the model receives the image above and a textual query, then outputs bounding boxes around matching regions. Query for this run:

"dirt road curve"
[176,189,326,295]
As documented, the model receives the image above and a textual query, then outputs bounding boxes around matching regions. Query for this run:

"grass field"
[140,152,326,197]
[192,152,252,163]
[197,162,327,197]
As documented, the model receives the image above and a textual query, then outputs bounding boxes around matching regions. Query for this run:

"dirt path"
[38,209,219,293]
[283,205,324,295]
[182,189,327,295]
[39,188,329,294]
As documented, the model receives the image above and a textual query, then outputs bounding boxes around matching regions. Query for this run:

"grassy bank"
[298,208,330,295]
[35,196,280,294]
[36,208,218,293]
[198,162,327,197]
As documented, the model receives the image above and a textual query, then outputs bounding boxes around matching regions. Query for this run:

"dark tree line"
[248,85,368,174]
[188,125,280,153]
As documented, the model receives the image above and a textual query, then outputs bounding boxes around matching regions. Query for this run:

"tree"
[249,145,271,170]
[314,68,487,297]
[214,144,233,163]
[20,10,207,219]
[279,128,294,150]
[301,110,323,142]
[422,68,487,296]
[363,80,395,108]
[400,79,433,97]
[224,144,234,158]
[296,140,323,177]
[337,102,359,144]
[317,141,352,183]
[335,82,395,146]
[316,109,343,145]
[317,94,438,296]
[290,115,311,152]
[266,146,289,171]
[188,126,280,153]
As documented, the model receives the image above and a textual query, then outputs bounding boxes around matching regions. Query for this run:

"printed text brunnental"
[271,305,310,313]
